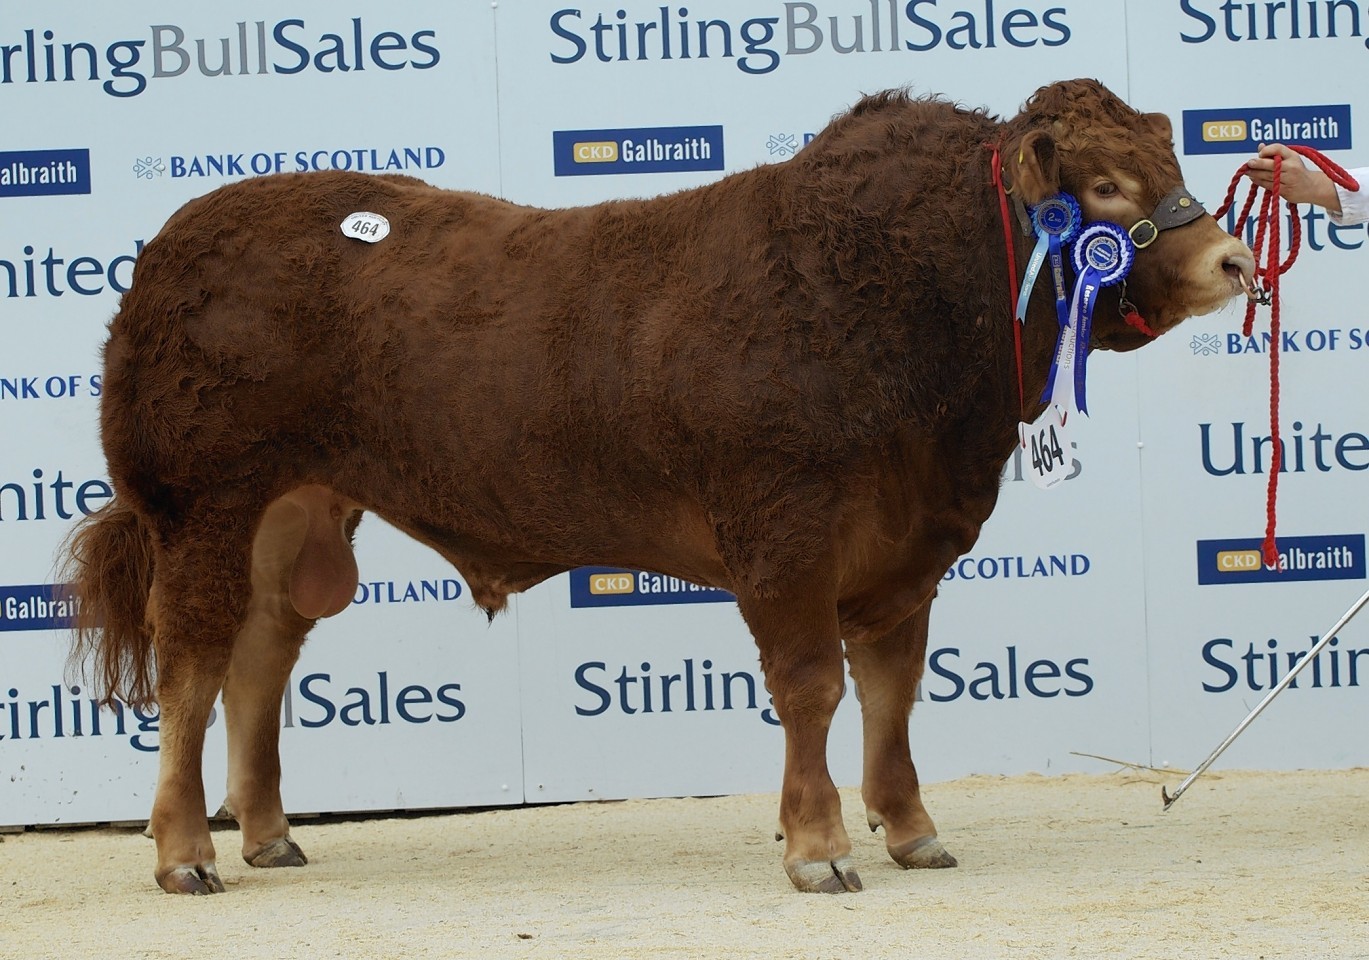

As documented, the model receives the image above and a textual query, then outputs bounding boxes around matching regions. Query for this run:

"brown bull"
[67,79,1253,895]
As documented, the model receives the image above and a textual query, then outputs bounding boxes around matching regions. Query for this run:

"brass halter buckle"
[1129,219,1159,249]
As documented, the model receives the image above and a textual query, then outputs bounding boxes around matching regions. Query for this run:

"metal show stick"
[1161,583,1369,811]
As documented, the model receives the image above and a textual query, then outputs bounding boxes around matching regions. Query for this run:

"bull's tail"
[62,499,158,709]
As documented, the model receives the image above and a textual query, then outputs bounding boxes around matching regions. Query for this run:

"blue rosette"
[1042,221,1134,415]
[1071,221,1135,287]
[1015,192,1081,327]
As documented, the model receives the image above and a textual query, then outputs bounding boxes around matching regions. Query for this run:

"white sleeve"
[1329,167,1369,226]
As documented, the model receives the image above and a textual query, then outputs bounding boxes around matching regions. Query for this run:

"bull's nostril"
[1222,252,1257,288]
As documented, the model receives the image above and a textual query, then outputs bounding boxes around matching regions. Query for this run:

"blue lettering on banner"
[0,20,440,99]
[548,3,1072,74]
[1179,0,1369,47]
[574,658,780,724]
[0,584,80,631]
[0,671,466,752]
[553,126,724,177]
[942,552,1090,582]
[1201,634,1369,693]
[0,374,102,401]
[153,146,446,181]
[1196,533,1366,585]
[289,672,465,728]
[569,567,734,607]
[351,578,463,604]
[1194,324,1369,356]
[0,149,91,198]
[573,647,1096,715]
[0,468,113,521]
[0,683,164,752]
[0,240,144,298]
[924,645,1094,701]
[1199,420,1369,475]
[1224,208,1367,257]
[1181,104,1352,155]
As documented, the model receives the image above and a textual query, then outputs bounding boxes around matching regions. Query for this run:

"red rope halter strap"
[1212,146,1360,567]
[989,142,1025,417]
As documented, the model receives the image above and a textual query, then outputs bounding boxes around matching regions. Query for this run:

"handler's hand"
[1245,143,1342,214]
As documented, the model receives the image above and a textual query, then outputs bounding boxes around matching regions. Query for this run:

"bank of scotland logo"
[1191,333,1222,356]
[766,133,798,157]
[133,156,166,179]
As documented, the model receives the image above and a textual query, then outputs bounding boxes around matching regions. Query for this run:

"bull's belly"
[353,478,732,612]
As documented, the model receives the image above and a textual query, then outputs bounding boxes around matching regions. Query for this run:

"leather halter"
[1126,185,1206,249]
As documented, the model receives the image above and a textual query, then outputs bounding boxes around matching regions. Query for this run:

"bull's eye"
[1093,181,1119,198]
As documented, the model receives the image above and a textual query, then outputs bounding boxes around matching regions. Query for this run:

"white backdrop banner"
[1,0,1363,827]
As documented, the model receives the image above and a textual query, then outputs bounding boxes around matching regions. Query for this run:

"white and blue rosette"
[1014,192,1082,327]
[1041,220,1134,416]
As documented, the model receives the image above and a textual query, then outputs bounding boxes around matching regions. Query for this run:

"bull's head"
[1007,79,1255,350]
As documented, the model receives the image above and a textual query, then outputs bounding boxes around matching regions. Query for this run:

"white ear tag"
[340,211,390,243]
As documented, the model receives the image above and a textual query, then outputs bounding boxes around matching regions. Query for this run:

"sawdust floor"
[3,768,1368,960]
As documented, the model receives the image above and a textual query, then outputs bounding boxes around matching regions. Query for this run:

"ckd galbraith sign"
[2,0,1364,827]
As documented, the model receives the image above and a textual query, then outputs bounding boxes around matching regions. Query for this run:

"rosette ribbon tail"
[1063,221,1136,418]
[1071,267,1102,416]
[1016,194,1081,327]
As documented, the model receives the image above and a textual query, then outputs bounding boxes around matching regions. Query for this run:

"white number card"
[1018,405,1071,491]
[340,211,390,243]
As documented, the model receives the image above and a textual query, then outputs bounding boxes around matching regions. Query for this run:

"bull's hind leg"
[737,566,859,893]
[222,489,360,871]
[845,603,957,870]
[147,512,255,895]
[221,603,309,869]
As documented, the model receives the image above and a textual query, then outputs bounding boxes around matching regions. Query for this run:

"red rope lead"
[1261,160,1283,569]
[1212,146,1359,569]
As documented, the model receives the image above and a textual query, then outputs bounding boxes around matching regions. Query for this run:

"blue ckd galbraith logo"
[1181,105,1352,155]
[0,583,81,631]
[1196,534,1367,585]
[569,567,734,608]
[553,126,724,177]
[0,149,91,198]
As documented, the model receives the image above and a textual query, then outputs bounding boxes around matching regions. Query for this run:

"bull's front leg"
[845,602,957,870]
[737,566,860,893]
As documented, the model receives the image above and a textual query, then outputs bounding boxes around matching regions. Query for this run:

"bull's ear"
[1143,112,1173,141]
[1012,130,1059,206]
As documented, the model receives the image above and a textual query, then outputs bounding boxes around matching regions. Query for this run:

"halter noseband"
[1126,185,1206,249]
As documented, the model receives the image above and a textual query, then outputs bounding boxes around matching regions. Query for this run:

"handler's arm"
[1246,144,1369,225]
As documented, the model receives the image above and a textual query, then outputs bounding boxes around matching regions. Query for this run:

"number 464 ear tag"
[340,211,390,243]
[1018,405,1071,490]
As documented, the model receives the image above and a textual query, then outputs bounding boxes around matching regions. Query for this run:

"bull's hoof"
[785,856,863,893]
[156,863,226,895]
[244,837,308,868]
[889,835,958,869]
